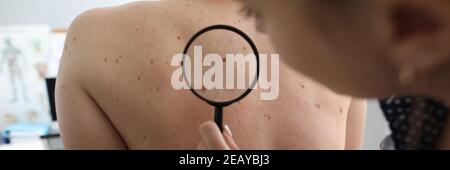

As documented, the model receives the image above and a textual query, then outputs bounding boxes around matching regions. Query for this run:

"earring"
[398,62,416,88]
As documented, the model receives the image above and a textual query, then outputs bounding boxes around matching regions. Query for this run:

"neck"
[428,65,450,107]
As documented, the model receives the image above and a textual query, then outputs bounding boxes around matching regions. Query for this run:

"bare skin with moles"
[56,0,366,149]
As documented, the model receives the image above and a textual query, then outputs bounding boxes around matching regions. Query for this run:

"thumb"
[223,125,240,150]
[199,121,230,150]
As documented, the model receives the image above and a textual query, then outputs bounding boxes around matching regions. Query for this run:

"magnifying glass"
[182,25,260,132]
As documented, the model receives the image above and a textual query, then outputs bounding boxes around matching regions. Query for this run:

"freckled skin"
[56,0,365,149]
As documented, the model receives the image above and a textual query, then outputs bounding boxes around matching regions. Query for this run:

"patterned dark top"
[380,96,449,149]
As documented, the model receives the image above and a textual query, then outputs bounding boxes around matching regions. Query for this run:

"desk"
[0,140,46,150]
[0,122,63,150]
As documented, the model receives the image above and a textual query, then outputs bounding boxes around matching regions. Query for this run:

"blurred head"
[241,0,450,99]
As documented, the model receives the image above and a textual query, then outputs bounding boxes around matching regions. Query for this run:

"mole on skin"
[315,103,321,109]
[264,114,272,120]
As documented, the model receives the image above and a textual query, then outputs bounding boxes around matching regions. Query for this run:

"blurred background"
[0,0,390,150]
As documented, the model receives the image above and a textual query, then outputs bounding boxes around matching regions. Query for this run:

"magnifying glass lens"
[183,30,258,103]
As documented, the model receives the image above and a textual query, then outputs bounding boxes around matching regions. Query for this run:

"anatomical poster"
[0,25,52,130]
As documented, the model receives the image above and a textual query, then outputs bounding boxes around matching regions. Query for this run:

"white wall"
[363,100,390,149]
[0,0,140,28]
[0,0,390,149]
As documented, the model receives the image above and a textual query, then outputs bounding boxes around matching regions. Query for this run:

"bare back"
[56,0,365,149]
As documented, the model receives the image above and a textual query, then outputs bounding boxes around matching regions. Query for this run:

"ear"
[387,0,450,90]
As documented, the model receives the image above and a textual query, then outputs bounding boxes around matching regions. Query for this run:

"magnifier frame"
[182,25,260,107]
[182,25,260,131]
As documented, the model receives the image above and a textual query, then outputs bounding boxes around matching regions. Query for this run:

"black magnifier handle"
[214,106,224,132]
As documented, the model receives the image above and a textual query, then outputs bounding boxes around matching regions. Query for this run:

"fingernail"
[224,125,233,137]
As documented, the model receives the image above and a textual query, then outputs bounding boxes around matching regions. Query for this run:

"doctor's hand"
[197,121,240,150]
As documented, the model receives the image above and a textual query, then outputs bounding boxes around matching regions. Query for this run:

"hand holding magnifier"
[182,25,260,131]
